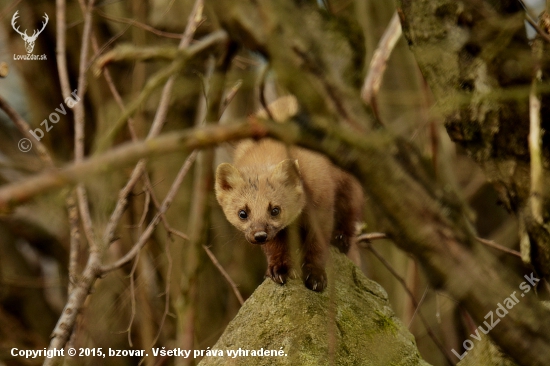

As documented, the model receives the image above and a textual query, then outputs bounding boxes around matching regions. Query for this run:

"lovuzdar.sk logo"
[11,10,48,60]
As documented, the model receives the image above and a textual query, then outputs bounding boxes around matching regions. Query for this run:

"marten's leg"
[333,174,364,254]
[262,229,291,285]
[301,208,333,292]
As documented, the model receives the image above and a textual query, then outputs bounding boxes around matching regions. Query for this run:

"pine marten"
[215,97,363,292]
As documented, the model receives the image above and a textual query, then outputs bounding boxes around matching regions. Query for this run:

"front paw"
[266,263,290,285]
[302,264,327,292]
[332,232,350,253]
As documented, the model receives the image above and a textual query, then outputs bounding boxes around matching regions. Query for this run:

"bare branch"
[74,0,95,162]
[0,121,254,212]
[125,252,140,347]
[0,95,54,167]
[203,245,244,305]
[100,150,199,273]
[151,235,174,347]
[361,12,402,113]
[71,1,100,288]
[356,232,388,242]
[55,0,72,100]
[476,237,522,258]
[102,0,210,245]
[94,7,184,39]
[45,256,102,364]
[45,4,206,343]
[66,193,80,295]
[93,45,186,72]
[148,0,204,140]
[94,30,227,153]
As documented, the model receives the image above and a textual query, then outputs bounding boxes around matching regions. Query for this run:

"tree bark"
[397,0,550,280]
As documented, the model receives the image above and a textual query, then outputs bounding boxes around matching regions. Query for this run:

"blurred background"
[0,0,542,365]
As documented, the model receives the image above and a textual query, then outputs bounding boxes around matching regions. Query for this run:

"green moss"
[198,248,431,366]
[373,309,398,334]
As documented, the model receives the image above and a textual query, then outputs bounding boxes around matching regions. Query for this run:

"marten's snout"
[254,231,268,243]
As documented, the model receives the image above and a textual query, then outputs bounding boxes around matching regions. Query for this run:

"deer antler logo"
[11,11,49,54]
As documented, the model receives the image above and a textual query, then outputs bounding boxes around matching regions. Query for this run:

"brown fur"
[215,138,363,292]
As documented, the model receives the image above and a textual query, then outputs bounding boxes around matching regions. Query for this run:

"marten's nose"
[254,231,268,243]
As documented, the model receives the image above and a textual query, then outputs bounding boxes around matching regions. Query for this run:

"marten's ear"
[216,163,243,192]
[271,159,302,188]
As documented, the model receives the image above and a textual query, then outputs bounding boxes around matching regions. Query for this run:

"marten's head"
[215,159,305,244]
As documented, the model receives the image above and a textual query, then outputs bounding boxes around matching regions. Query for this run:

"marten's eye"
[238,210,248,220]
[270,207,280,217]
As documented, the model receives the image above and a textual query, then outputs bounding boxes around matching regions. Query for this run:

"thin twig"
[517,0,550,43]
[203,245,244,305]
[90,24,131,65]
[258,64,275,120]
[361,11,402,119]
[93,45,186,72]
[356,232,388,242]
[94,7,183,39]
[141,173,189,240]
[102,0,208,245]
[148,0,204,139]
[125,252,140,347]
[101,150,199,273]
[66,193,80,294]
[100,47,188,346]
[358,238,455,366]
[525,15,550,43]
[151,234,174,347]
[0,95,54,167]
[94,30,227,153]
[56,0,72,100]
[476,237,522,258]
[74,0,95,162]
[407,285,428,328]
[86,1,184,247]
[73,0,99,269]
[136,189,151,229]
[221,79,243,113]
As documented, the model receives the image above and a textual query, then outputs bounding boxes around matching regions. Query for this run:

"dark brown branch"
[203,245,245,305]
[476,237,522,258]
[0,95,54,167]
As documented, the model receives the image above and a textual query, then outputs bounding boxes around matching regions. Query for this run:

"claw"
[313,283,318,291]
